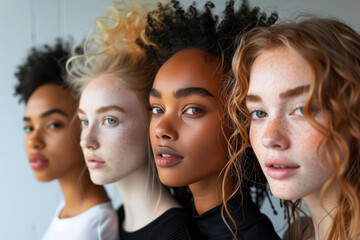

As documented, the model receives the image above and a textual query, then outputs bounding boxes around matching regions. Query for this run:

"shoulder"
[42,201,119,240]
[119,207,199,240]
[230,195,281,240]
[147,208,199,240]
[83,201,119,240]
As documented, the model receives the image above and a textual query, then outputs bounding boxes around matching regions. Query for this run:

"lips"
[265,159,300,180]
[28,154,49,170]
[85,154,106,169]
[154,146,184,167]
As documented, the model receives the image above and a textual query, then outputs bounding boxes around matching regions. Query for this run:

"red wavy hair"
[229,17,360,239]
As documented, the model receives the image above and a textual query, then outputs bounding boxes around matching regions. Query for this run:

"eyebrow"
[23,109,67,121]
[149,89,161,98]
[246,85,310,103]
[174,87,214,98]
[77,105,125,115]
[150,87,215,99]
[279,85,310,98]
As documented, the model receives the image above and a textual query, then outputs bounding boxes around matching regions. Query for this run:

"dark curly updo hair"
[142,0,278,72]
[141,0,278,238]
[14,39,72,103]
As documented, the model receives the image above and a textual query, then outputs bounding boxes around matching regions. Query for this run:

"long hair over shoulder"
[229,17,360,239]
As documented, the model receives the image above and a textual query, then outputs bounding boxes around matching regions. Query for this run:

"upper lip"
[85,153,105,163]
[155,146,183,158]
[28,153,47,162]
[265,158,299,168]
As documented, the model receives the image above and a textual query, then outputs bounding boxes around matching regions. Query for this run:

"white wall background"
[0,0,359,239]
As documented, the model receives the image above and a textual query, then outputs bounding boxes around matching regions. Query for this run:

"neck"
[116,164,180,232]
[58,166,108,218]
[189,171,235,215]
[303,184,339,240]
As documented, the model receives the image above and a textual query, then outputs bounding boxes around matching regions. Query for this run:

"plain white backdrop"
[1,0,359,239]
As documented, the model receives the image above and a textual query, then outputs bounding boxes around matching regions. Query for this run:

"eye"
[104,118,118,126]
[23,126,33,133]
[293,107,305,116]
[151,106,164,115]
[81,119,89,127]
[251,110,268,119]
[48,123,64,129]
[184,107,203,115]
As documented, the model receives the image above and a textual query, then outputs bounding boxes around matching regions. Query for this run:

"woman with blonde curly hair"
[67,1,198,239]
[229,17,360,239]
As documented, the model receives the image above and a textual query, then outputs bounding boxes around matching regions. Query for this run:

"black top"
[117,206,200,240]
[193,193,281,240]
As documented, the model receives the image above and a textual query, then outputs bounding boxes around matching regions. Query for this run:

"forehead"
[26,84,76,116]
[153,48,223,96]
[79,75,140,109]
[248,47,312,95]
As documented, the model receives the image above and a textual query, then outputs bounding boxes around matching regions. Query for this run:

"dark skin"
[149,49,235,214]
[24,83,108,218]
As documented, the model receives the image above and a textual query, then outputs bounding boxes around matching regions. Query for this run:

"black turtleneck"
[193,192,281,240]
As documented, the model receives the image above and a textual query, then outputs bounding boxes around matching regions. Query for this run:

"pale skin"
[24,83,108,218]
[78,75,180,231]
[246,47,339,239]
[149,49,234,214]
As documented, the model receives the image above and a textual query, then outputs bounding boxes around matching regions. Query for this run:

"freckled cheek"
[294,126,324,157]
[249,125,263,161]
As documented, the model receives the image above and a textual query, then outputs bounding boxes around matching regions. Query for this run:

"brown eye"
[151,106,164,115]
[23,126,34,133]
[184,107,203,115]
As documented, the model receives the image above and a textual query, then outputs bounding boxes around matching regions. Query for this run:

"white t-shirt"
[42,201,119,240]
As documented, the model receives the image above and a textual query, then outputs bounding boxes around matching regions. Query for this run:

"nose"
[27,130,45,150]
[80,124,100,150]
[153,114,178,141]
[261,117,290,150]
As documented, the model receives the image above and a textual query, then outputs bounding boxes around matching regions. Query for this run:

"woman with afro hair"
[143,0,280,239]
[14,39,119,240]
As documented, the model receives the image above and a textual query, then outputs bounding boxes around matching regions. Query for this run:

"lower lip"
[30,160,48,170]
[267,166,299,180]
[155,156,183,167]
[87,160,106,169]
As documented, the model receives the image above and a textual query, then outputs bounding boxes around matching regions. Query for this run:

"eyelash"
[182,106,204,117]
[151,106,164,115]
[23,122,64,133]
[150,105,205,118]
[248,106,305,120]
[23,126,33,133]
[103,117,118,126]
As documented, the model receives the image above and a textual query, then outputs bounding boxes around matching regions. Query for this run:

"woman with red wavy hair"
[229,17,360,239]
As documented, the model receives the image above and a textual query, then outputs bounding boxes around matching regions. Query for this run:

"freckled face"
[78,75,148,185]
[24,84,84,182]
[149,48,228,187]
[246,47,329,200]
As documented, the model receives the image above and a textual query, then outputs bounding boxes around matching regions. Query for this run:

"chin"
[270,185,304,201]
[34,173,56,182]
[89,172,112,185]
[158,173,188,187]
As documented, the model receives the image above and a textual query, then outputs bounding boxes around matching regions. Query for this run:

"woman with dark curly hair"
[14,39,118,240]
[230,17,360,239]
[143,0,280,239]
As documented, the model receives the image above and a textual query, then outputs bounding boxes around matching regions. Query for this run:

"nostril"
[161,134,171,140]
